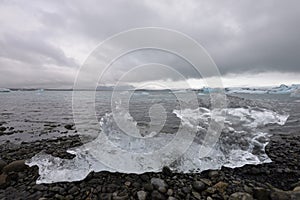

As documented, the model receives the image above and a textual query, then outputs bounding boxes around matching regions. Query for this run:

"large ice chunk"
[26,107,288,184]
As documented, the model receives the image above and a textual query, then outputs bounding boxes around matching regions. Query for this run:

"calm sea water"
[2,90,300,182]
[0,90,299,144]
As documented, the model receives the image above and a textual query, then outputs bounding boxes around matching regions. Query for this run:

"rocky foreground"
[0,127,299,200]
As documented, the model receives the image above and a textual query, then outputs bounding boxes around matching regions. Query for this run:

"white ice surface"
[225,84,300,95]
[26,107,289,184]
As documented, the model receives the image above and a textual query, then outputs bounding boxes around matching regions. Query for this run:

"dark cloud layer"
[0,0,299,87]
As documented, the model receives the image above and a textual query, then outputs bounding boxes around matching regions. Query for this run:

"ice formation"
[291,88,300,98]
[26,105,288,184]
[221,84,300,95]
[0,88,11,92]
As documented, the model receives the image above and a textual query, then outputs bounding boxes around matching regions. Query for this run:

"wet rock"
[213,181,228,193]
[141,174,149,182]
[144,183,154,191]
[151,178,168,189]
[132,181,141,188]
[293,186,300,192]
[208,170,219,178]
[113,194,129,200]
[124,181,131,187]
[206,187,217,194]
[98,193,113,200]
[158,186,167,193]
[244,185,253,194]
[49,186,65,194]
[65,195,74,200]
[192,180,206,192]
[270,191,290,200]
[54,194,65,200]
[167,189,173,196]
[151,190,166,200]
[162,166,172,176]
[212,194,223,199]
[253,187,270,200]
[182,186,191,194]
[28,191,43,199]
[2,160,27,173]
[200,178,212,186]
[137,190,147,200]
[249,168,260,175]
[229,192,253,200]
[0,173,8,187]
[32,184,48,191]
[0,160,7,171]
[177,190,185,198]
[291,191,300,200]
[106,183,119,193]
[291,181,300,188]
[69,185,79,194]
[192,191,201,200]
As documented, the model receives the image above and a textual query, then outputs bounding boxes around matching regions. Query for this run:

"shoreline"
[0,95,299,199]
[0,129,299,199]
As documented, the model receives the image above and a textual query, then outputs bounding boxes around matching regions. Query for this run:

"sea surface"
[0,90,300,183]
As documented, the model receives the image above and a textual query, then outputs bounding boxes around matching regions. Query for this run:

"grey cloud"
[0,33,77,67]
[0,0,300,87]
[204,0,300,74]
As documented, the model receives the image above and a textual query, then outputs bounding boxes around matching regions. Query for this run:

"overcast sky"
[0,0,299,88]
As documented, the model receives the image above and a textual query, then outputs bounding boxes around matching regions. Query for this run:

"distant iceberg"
[291,88,300,98]
[0,88,11,92]
[267,84,296,94]
[201,87,223,94]
[224,84,300,95]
